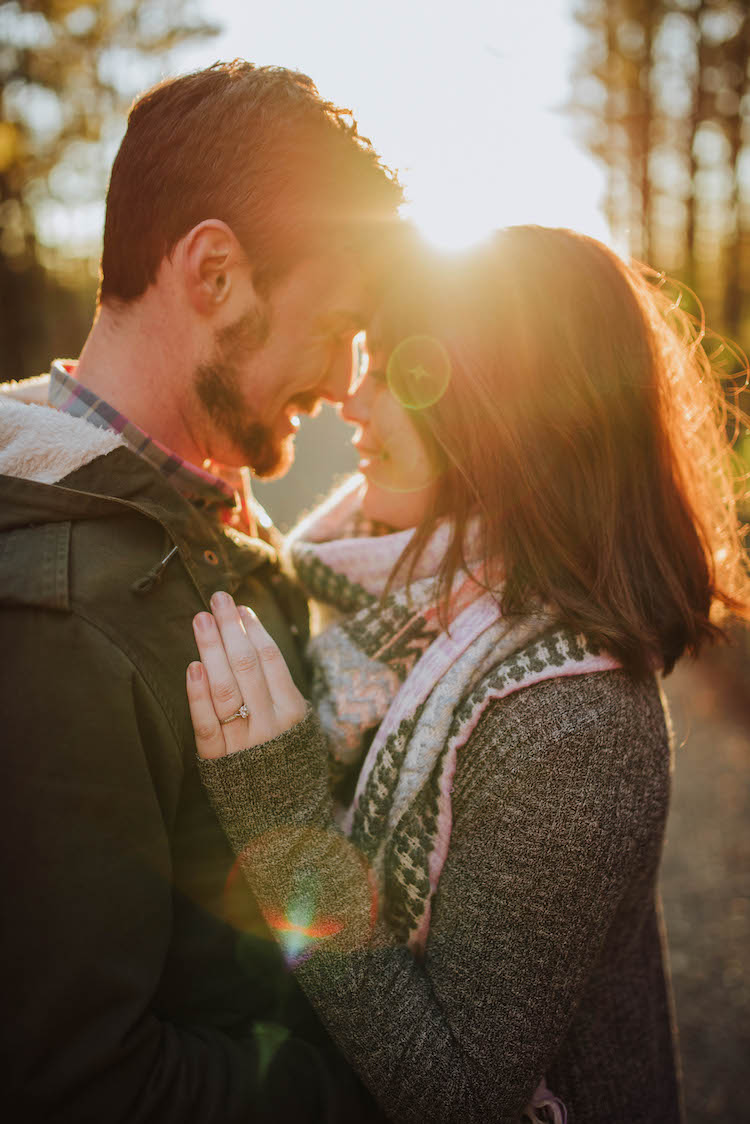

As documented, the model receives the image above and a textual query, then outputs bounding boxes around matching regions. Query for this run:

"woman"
[185,226,749,1123]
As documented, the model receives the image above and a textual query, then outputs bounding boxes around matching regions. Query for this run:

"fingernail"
[194,612,214,631]
[188,662,203,681]
[211,591,233,610]
[239,605,256,619]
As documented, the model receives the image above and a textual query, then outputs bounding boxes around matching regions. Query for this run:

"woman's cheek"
[388,413,438,492]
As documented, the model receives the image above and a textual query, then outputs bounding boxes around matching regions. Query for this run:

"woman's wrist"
[196,706,330,842]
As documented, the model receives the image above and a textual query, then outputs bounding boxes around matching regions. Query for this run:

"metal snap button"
[203,549,219,566]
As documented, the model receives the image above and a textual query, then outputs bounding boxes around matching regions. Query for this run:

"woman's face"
[341,345,442,530]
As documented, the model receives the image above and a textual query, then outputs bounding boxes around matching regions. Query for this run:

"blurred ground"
[660,654,750,1122]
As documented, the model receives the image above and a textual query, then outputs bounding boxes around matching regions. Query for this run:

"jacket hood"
[0,375,177,537]
[0,374,124,484]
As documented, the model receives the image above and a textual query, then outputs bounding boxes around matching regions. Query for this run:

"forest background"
[1,2,748,1119]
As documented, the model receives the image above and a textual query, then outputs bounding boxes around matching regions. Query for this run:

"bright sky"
[28,0,602,258]
[173,0,609,250]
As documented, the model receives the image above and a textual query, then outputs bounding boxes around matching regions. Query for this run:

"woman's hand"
[187,591,308,759]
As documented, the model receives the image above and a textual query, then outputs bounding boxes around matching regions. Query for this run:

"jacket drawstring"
[522,1081,567,1124]
[131,544,179,595]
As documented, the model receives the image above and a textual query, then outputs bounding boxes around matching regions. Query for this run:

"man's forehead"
[313,257,374,326]
[270,252,374,331]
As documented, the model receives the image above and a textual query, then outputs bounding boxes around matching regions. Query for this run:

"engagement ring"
[220,703,250,725]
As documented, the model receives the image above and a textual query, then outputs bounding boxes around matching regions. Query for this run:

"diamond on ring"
[220,703,250,725]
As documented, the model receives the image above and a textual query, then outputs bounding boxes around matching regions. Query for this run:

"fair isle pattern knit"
[288,478,621,1124]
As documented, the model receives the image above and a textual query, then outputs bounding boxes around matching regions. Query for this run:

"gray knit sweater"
[198,669,685,1124]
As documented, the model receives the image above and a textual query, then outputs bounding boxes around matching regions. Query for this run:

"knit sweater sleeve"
[197,670,670,1124]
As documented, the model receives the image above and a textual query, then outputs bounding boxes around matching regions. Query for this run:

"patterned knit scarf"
[287,476,621,1124]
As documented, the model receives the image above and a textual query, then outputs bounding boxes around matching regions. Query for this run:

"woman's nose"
[341,374,374,425]
[318,339,358,405]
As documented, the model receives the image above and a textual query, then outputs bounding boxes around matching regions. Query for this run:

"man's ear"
[179,220,253,315]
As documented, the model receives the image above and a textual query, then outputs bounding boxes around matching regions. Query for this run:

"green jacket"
[0,399,376,1122]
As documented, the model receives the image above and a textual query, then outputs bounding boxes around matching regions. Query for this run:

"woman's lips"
[353,443,384,470]
[352,437,381,456]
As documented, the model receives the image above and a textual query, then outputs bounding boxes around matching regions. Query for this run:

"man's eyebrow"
[314,310,366,333]
[345,310,369,329]
[364,328,382,353]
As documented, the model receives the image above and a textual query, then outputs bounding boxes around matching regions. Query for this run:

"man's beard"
[193,308,293,478]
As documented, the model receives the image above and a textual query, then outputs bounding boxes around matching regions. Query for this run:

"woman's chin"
[361,478,397,528]
[361,477,426,532]
[360,479,383,521]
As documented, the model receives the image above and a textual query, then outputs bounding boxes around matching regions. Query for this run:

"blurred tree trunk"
[687,2,708,269]
[571,0,626,245]
[624,0,655,262]
[0,0,218,381]
[572,0,750,350]
[603,4,622,244]
[719,10,749,339]
[638,10,654,262]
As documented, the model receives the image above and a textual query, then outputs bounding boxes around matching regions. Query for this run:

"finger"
[186,662,227,759]
[192,610,243,715]
[239,605,307,726]
[209,592,275,736]
[192,611,253,753]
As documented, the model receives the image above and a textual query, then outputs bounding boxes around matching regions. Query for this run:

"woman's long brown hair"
[376,225,750,676]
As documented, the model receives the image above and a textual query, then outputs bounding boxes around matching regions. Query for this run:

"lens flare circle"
[386,334,451,410]
[227,824,378,966]
[360,456,445,496]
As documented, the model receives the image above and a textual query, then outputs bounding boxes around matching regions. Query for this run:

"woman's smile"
[352,437,386,468]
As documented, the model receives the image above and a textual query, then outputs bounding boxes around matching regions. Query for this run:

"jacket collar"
[0,375,125,484]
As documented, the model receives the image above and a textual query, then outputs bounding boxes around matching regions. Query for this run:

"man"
[0,61,402,1122]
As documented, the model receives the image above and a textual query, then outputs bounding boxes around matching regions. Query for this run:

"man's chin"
[247,433,296,479]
